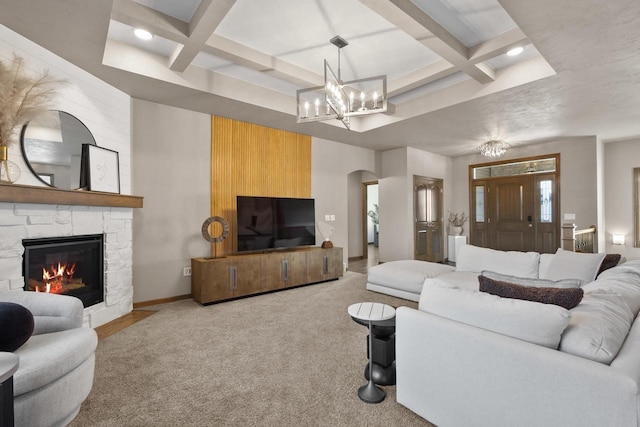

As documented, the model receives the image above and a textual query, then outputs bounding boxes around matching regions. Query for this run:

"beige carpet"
[70,272,435,427]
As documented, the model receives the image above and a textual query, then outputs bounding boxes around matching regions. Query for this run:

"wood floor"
[95,310,157,341]
[348,244,379,274]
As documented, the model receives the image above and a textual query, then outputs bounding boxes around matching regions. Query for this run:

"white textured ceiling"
[1,0,639,156]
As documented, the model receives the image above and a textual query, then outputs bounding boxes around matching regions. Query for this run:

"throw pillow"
[481,270,583,289]
[420,283,571,349]
[540,248,606,283]
[0,302,35,352]
[559,291,634,365]
[596,254,622,277]
[479,275,584,310]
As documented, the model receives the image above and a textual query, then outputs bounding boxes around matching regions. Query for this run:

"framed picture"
[81,144,120,193]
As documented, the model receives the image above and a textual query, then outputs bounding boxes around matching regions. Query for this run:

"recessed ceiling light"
[133,28,153,40]
[506,46,524,56]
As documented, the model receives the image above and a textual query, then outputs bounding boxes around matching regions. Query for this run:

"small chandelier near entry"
[296,36,387,131]
[478,140,509,158]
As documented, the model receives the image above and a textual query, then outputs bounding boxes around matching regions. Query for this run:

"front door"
[490,176,535,251]
[470,157,559,253]
[414,176,444,262]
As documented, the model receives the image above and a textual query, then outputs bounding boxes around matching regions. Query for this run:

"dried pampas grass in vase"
[0,54,63,183]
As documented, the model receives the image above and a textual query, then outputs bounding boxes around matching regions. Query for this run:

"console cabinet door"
[192,257,262,302]
[232,257,262,297]
[307,248,343,283]
[261,252,308,291]
[192,258,234,303]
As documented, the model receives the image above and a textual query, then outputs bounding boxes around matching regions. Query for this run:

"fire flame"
[36,262,76,294]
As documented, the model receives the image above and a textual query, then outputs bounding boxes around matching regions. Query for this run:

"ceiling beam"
[203,34,324,88]
[111,0,322,89]
[388,60,456,98]
[168,0,237,72]
[359,0,496,84]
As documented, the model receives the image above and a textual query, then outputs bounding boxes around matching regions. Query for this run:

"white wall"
[604,138,640,260]
[312,138,377,268]
[379,147,452,262]
[0,24,131,193]
[450,137,599,247]
[379,148,409,262]
[131,99,211,303]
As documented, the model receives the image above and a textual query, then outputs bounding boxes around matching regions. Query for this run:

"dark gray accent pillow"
[0,302,35,352]
[596,254,622,277]
[481,270,583,289]
[479,275,584,310]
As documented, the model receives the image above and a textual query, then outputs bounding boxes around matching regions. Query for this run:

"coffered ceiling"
[1,0,639,156]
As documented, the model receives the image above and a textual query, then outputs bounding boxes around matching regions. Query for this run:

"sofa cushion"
[538,253,554,278]
[540,248,606,283]
[559,291,634,364]
[481,270,583,289]
[455,244,540,278]
[479,275,584,310]
[584,260,640,316]
[425,271,481,291]
[0,302,34,352]
[367,260,454,294]
[420,282,571,349]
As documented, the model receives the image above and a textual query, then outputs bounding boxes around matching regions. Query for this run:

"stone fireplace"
[22,234,104,308]
[0,187,141,327]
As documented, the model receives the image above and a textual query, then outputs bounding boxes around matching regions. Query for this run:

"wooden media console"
[191,247,343,304]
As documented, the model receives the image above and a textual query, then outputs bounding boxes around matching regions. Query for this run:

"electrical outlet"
[324,214,331,221]
[330,215,335,221]
[183,266,192,277]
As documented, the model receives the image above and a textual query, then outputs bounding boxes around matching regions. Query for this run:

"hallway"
[347,244,379,274]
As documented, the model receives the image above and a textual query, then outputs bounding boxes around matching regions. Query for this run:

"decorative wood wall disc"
[201,216,229,243]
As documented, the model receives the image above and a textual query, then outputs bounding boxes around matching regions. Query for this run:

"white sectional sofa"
[382,245,640,427]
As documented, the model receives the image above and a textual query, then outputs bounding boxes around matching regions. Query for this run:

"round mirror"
[20,111,96,189]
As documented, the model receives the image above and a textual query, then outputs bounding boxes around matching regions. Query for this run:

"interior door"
[414,176,444,262]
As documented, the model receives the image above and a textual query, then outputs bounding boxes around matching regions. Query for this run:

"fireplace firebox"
[22,234,104,308]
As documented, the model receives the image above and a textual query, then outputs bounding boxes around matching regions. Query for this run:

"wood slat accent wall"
[211,116,311,256]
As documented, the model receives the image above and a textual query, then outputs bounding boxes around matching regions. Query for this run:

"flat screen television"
[236,196,316,253]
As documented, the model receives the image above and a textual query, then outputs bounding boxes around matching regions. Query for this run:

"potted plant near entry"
[448,212,468,236]
[368,204,379,247]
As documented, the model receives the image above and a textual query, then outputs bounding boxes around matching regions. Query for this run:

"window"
[473,157,556,179]
[475,186,485,222]
[539,180,553,223]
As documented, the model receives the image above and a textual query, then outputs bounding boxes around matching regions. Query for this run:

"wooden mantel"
[0,183,143,208]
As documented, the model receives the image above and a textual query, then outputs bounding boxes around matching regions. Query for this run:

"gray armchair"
[0,291,97,427]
